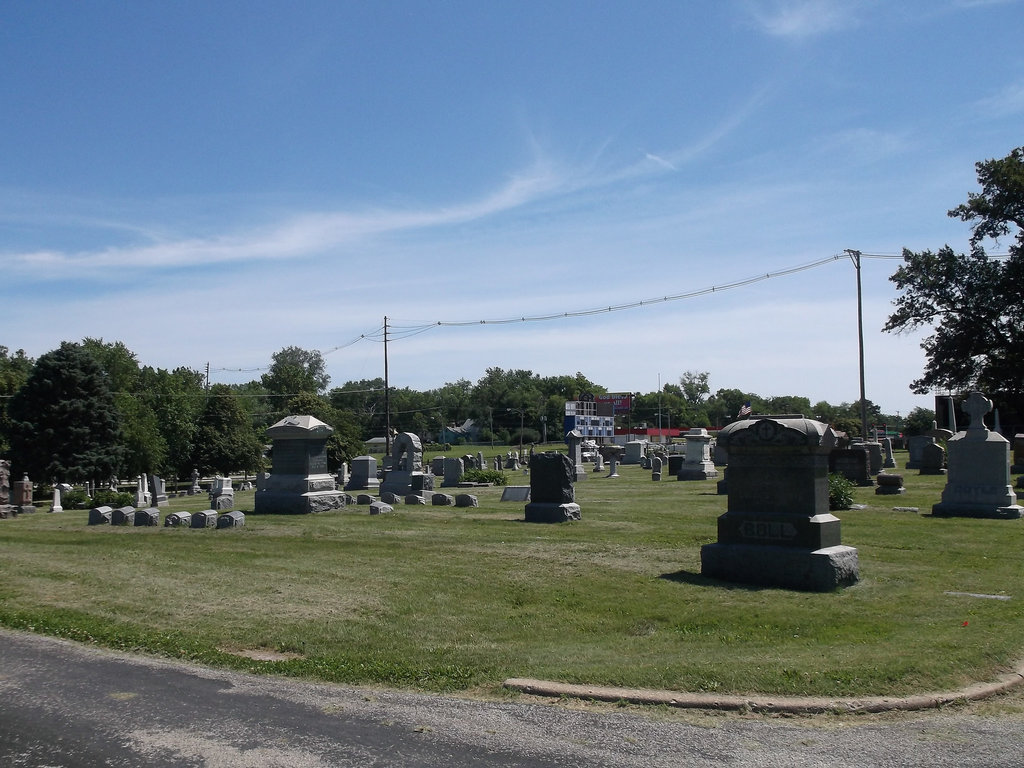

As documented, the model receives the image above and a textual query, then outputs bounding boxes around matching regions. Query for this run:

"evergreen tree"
[8,342,125,482]
[191,384,263,476]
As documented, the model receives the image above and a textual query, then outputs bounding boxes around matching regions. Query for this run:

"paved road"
[3,628,1024,767]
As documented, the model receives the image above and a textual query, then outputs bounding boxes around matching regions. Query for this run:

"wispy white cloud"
[972,78,1024,118]
[3,160,568,277]
[745,0,861,38]
[813,127,912,163]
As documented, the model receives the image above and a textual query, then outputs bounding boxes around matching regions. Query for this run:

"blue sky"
[2,0,1022,418]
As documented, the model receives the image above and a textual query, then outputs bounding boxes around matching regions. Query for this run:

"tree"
[81,338,167,477]
[261,346,330,412]
[0,346,32,454]
[7,342,125,482]
[191,384,263,476]
[884,147,1024,401]
[903,406,936,437]
[679,371,710,406]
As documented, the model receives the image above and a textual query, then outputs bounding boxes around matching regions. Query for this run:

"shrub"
[61,490,91,509]
[828,472,854,510]
[91,489,135,508]
[463,469,508,486]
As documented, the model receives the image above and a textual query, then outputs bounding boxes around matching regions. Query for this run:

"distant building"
[564,398,614,443]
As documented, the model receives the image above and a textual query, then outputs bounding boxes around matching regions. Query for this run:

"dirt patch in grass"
[221,647,305,662]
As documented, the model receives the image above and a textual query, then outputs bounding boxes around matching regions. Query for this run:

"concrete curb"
[503,665,1024,714]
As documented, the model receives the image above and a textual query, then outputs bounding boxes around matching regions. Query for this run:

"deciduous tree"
[885,147,1024,401]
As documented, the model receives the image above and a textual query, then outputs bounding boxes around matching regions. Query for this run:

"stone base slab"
[677,465,718,481]
[931,502,1023,520]
[525,502,581,523]
[700,543,859,591]
[254,490,347,514]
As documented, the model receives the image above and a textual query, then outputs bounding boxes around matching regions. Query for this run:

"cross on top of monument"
[963,391,992,431]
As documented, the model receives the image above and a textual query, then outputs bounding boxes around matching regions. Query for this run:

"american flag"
[737,402,752,417]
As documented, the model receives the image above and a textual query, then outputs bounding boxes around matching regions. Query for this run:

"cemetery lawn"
[2,454,1023,700]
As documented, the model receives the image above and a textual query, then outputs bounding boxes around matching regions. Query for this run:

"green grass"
[2,451,1023,700]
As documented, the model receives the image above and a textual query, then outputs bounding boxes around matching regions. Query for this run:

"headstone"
[380,491,402,504]
[164,511,192,527]
[875,473,905,495]
[255,415,347,513]
[524,452,580,523]
[442,457,465,488]
[713,441,728,466]
[677,428,718,481]
[906,435,934,469]
[0,459,10,505]
[828,447,873,486]
[189,468,201,495]
[592,454,604,472]
[919,441,947,475]
[880,437,897,469]
[564,430,588,482]
[431,493,455,506]
[1010,434,1024,474]
[210,477,235,510]
[111,506,135,525]
[88,506,113,525]
[651,456,662,481]
[701,415,859,591]
[133,508,160,526]
[150,475,169,507]
[623,440,647,465]
[404,493,426,505]
[477,452,485,472]
[134,474,151,508]
[346,456,380,493]
[431,456,446,476]
[861,442,883,475]
[217,510,246,529]
[356,494,374,505]
[369,501,392,515]
[380,432,428,497]
[455,494,478,508]
[932,392,1022,519]
[607,458,619,478]
[50,485,63,514]
[716,466,728,495]
[12,476,36,514]
[500,486,530,502]
[336,462,348,488]
[191,510,218,528]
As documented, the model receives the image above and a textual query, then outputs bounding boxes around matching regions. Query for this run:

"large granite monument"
[254,415,347,514]
[932,392,1021,519]
[701,415,859,591]
[524,452,580,523]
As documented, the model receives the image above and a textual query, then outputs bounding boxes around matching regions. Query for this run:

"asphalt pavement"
[3,628,1024,767]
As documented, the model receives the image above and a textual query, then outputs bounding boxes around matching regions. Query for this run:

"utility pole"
[845,250,869,441]
[383,315,391,455]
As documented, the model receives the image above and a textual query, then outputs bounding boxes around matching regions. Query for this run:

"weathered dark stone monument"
[932,392,1022,519]
[701,415,859,591]
[524,452,580,523]
[828,446,873,486]
[254,415,347,514]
